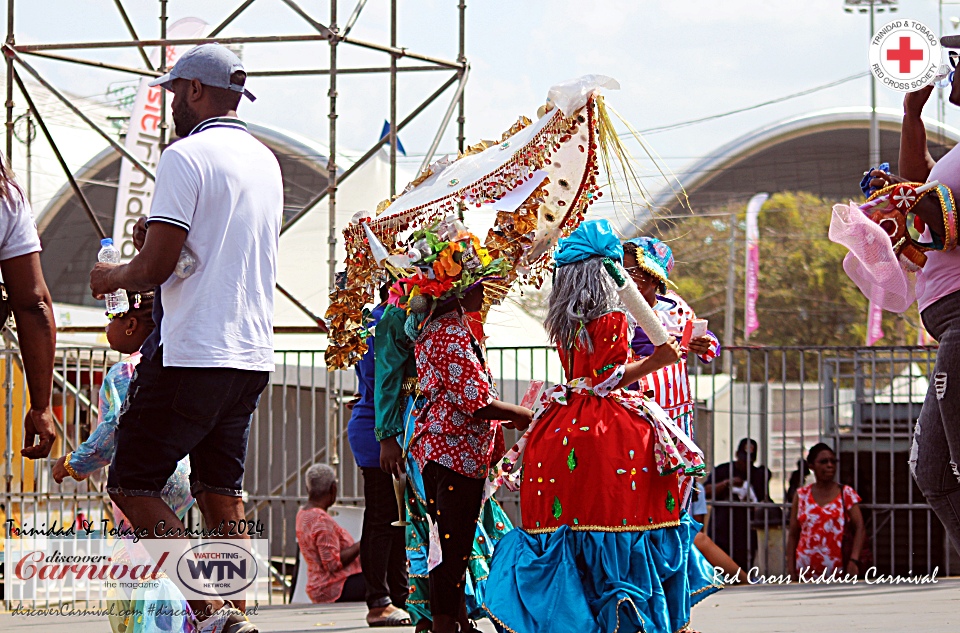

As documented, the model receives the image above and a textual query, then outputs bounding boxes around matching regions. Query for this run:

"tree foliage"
[656,191,920,348]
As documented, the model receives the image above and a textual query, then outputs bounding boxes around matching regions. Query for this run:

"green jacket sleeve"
[374,306,415,442]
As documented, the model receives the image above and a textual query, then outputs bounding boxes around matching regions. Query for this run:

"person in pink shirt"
[296,464,364,604]
[866,40,960,558]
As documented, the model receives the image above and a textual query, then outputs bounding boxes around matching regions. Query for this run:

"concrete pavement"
[3,579,958,632]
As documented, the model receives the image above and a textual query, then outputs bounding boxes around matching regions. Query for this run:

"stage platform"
[3,578,958,632]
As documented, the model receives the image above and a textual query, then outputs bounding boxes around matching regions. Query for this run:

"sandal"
[367,608,412,627]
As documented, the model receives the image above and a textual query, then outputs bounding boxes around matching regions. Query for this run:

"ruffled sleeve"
[843,485,862,510]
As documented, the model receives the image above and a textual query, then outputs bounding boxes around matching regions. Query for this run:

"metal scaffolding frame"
[5,0,468,315]
[5,0,469,467]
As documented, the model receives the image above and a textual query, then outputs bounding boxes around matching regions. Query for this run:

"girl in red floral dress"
[391,219,534,633]
[788,443,867,578]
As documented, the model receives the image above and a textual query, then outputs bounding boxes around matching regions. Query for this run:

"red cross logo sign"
[886,36,925,73]
[870,20,941,93]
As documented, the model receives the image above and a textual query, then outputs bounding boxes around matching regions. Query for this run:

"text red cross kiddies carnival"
[887,36,924,73]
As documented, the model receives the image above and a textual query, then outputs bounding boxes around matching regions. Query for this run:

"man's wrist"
[107,263,128,291]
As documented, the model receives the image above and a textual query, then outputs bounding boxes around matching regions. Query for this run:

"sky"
[11,0,958,205]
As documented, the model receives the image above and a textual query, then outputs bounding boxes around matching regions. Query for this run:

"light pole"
[845,0,899,166]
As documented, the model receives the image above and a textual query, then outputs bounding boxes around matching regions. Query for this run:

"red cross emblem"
[887,36,924,74]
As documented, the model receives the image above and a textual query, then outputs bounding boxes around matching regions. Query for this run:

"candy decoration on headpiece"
[890,184,918,211]
[860,180,953,270]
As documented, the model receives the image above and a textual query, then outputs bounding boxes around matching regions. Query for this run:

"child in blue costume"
[54,291,194,633]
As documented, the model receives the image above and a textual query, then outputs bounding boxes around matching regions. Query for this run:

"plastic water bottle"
[98,238,129,315]
[174,246,198,279]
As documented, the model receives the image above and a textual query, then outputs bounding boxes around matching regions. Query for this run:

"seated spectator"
[689,480,747,584]
[787,443,866,579]
[296,464,364,604]
[703,437,772,570]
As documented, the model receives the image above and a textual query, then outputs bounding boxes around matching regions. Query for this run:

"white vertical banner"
[743,192,768,341]
[866,300,885,346]
[111,17,208,261]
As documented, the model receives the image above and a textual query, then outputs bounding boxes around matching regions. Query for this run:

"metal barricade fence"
[0,344,952,606]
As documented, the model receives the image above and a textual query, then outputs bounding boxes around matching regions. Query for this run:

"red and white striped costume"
[635,291,719,429]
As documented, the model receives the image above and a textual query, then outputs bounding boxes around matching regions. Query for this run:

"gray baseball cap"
[149,43,256,101]
[942,35,960,49]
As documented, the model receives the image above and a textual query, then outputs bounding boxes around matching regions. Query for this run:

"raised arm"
[899,86,936,182]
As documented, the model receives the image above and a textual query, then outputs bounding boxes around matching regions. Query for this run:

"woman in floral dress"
[788,443,867,578]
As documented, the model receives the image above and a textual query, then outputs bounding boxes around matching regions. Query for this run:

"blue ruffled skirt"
[483,514,720,633]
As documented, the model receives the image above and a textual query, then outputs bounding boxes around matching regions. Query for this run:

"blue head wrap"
[554,219,623,267]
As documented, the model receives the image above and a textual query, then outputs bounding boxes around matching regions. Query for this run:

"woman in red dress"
[484,219,720,633]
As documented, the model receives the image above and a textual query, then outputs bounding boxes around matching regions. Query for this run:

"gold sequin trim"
[523,519,680,534]
[482,604,518,633]
[400,377,420,397]
[612,596,644,633]
[63,453,82,480]
[690,583,722,597]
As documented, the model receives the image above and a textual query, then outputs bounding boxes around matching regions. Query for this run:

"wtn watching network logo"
[3,538,269,604]
[177,542,261,597]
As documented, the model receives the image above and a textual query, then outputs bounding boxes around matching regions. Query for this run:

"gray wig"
[305,463,337,498]
[545,256,627,353]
